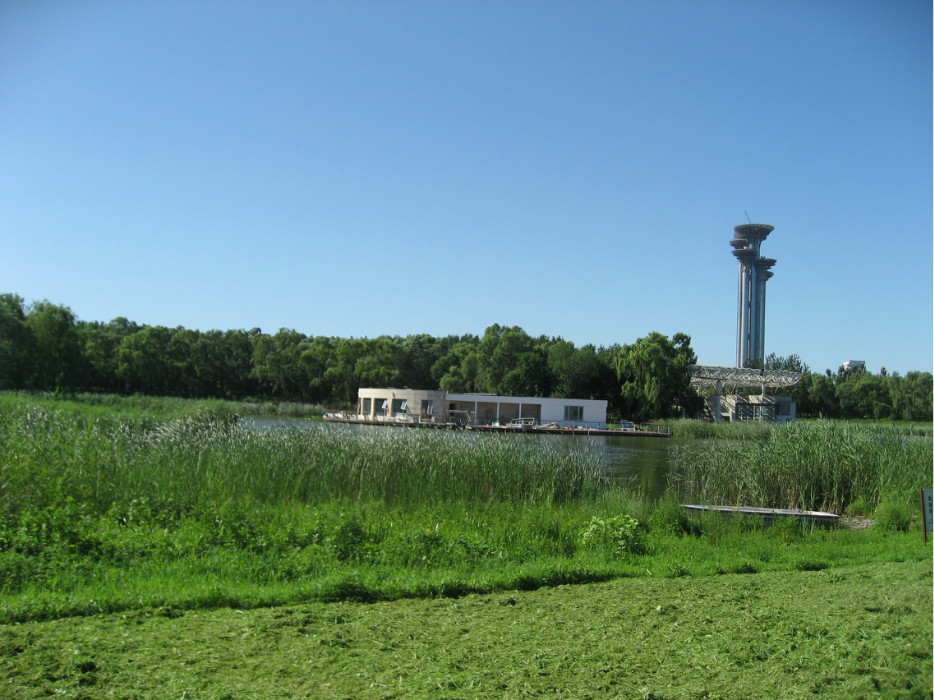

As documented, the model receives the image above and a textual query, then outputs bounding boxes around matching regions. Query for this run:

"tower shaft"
[730,224,775,368]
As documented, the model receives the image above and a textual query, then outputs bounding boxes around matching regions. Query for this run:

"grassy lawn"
[2,559,930,699]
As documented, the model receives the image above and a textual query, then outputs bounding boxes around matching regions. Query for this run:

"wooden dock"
[464,424,670,438]
[682,504,840,527]
[322,416,670,438]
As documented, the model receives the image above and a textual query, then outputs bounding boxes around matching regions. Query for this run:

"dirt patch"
[839,517,874,530]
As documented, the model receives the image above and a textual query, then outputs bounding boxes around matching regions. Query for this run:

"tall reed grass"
[665,418,775,440]
[668,420,931,512]
[0,404,604,526]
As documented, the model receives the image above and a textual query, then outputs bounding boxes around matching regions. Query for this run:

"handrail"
[323,412,671,436]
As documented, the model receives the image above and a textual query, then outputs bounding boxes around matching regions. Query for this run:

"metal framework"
[688,365,802,390]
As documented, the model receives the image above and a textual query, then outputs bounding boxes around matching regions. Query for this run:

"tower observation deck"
[731,223,775,367]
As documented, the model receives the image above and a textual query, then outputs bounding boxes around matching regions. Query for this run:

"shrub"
[579,515,646,556]
[874,500,913,532]
[648,498,700,537]
[844,497,872,517]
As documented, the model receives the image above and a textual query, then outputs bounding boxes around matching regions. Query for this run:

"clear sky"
[1,0,931,375]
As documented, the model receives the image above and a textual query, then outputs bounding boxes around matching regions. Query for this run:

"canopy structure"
[688,365,802,390]
[688,365,802,422]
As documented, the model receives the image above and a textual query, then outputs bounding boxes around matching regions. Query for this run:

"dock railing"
[322,412,671,436]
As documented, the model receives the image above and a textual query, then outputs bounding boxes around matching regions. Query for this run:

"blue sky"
[1,0,930,375]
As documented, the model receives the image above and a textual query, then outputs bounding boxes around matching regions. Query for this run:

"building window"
[564,405,583,421]
[421,400,433,416]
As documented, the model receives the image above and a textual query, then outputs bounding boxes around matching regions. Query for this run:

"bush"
[579,515,646,556]
[874,500,913,532]
[844,497,872,517]
[648,498,700,537]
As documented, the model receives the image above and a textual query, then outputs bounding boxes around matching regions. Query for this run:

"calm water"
[245,417,680,498]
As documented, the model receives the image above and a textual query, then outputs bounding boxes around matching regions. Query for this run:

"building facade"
[355,387,608,428]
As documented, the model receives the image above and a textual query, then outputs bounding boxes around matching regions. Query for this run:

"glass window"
[564,405,583,421]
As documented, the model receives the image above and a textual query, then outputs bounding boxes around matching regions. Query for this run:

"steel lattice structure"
[688,365,802,389]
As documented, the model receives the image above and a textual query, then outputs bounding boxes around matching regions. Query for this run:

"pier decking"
[322,414,671,437]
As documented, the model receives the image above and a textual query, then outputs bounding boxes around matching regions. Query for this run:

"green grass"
[0,390,327,423]
[2,560,930,698]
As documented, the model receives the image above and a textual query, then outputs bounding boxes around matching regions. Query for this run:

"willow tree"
[614,332,700,421]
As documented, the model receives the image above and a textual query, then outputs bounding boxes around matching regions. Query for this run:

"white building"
[841,360,866,372]
[355,387,608,428]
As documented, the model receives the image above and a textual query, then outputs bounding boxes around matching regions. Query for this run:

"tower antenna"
[745,210,752,223]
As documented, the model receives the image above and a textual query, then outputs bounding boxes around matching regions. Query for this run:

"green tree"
[398,334,445,389]
[432,341,480,393]
[835,368,889,419]
[614,332,699,421]
[80,317,139,393]
[116,326,177,395]
[889,371,933,421]
[475,325,548,395]
[0,293,31,389]
[547,340,604,399]
[354,337,403,389]
[25,300,84,390]
[324,338,370,406]
[218,328,261,398]
[765,352,809,373]
[300,336,338,404]
[250,329,310,399]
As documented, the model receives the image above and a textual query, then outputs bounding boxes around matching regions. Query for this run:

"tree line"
[777,357,932,422]
[1,294,929,421]
[0,295,702,420]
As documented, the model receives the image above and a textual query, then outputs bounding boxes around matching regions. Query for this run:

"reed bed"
[1,398,930,623]
[0,404,603,524]
[668,420,931,513]
[663,418,775,440]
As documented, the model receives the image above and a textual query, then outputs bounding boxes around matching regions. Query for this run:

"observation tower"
[731,223,776,367]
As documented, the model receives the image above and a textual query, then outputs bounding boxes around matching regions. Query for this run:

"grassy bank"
[3,560,930,699]
[0,391,327,423]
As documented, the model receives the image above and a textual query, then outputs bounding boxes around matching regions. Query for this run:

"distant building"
[689,365,801,424]
[353,387,608,428]
[714,393,797,424]
[841,360,866,372]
